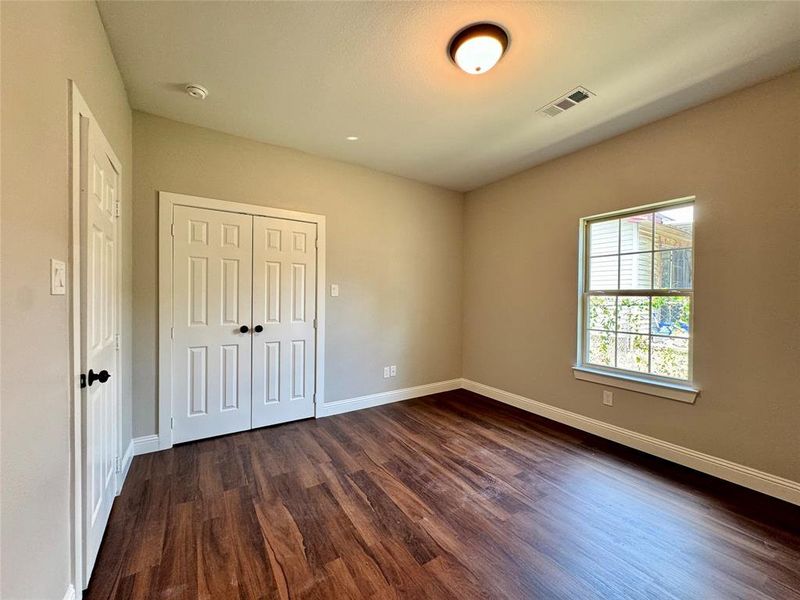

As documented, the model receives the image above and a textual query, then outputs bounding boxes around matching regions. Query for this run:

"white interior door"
[172,206,253,443]
[81,115,120,583]
[251,216,317,427]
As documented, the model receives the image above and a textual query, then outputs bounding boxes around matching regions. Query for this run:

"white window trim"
[575,196,699,403]
[573,366,699,403]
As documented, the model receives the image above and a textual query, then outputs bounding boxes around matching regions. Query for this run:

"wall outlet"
[602,390,613,406]
[330,284,339,297]
[383,366,390,378]
[390,365,397,377]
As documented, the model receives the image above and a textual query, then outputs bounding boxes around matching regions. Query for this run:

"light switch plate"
[50,259,66,295]
[602,390,613,406]
[330,284,339,297]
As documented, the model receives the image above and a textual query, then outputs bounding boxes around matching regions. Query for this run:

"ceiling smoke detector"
[185,84,209,100]
[538,86,594,117]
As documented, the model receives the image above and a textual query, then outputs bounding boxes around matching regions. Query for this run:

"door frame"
[157,191,326,451]
[69,81,124,590]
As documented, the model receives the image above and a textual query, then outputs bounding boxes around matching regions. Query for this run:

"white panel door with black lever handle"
[171,206,254,443]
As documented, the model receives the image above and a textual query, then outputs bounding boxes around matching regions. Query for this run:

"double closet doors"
[172,205,317,444]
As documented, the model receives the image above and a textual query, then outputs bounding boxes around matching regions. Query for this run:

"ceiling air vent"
[538,86,595,117]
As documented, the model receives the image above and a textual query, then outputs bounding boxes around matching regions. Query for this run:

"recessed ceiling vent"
[538,86,594,117]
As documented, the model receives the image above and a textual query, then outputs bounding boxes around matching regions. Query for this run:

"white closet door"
[251,217,317,427]
[172,206,253,443]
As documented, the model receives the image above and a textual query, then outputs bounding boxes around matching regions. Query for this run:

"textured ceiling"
[97,1,800,191]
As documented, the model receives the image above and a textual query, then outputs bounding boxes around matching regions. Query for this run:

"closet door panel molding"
[252,216,318,428]
[158,192,326,450]
[171,205,253,443]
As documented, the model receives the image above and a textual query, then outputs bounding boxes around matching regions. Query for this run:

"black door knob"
[239,325,249,333]
[87,369,110,386]
[254,325,263,333]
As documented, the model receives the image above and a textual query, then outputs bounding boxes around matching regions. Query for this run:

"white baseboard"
[128,378,799,506]
[62,584,76,600]
[116,439,134,495]
[317,379,462,418]
[133,380,460,452]
[133,434,160,456]
[461,378,800,506]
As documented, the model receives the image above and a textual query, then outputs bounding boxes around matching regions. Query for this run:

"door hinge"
[115,333,121,351]
[170,417,174,429]
[315,237,319,249]
[114,202,120,218]
[115,456,122,473]
[313,318,317,329]
[170,223,175,237]
[170,326,175,340]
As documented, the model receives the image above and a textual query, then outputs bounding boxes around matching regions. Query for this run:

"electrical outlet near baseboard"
[603,390,614,406]
[390,365,397,377]
[383,366,391,378]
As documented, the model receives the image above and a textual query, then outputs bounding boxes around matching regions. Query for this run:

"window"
[577,199,694,384]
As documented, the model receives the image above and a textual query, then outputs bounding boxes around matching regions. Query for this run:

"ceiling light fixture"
[346,136,359,141]
[448,23,509,75]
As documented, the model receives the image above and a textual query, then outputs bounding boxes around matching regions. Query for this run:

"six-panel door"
[251,216,317,427]
[172,206,254,443]
[82,118,120,581]
[171,207,318,442]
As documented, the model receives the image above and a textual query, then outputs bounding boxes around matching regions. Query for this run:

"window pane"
[620,252,652,289]
[620,213,653,253]
[589,219,619,256]
[589,256,618,290]
[588,296,616,331]
[617,334,649,373]
[654,249,692,289]
[655,206,693,250]
[652,296,691,337]
[618,296,650,334]
[651,337,689,379]
[588,331,615,367]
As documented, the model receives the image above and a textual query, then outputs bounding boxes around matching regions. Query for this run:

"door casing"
[157,191,327,451]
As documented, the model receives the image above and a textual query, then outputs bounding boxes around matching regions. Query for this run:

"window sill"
[572,366,699,404]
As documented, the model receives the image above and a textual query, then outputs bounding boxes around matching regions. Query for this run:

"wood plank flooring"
[85,390,800,599]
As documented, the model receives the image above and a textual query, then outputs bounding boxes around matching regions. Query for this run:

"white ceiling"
[97,1,800,192]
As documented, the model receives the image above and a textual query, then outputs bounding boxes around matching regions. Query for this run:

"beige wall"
[0,4,795,595]
[132,111,463,436]
[463,70,800,482]
[0,2,133,598]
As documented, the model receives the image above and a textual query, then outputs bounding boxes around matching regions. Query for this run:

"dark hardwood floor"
[85,390,800,599]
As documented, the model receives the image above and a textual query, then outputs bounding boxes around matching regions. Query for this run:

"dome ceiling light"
[448,23,509,75]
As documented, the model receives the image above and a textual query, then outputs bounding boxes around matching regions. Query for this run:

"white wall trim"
[62,584,76,600]
[130,375,799,506]
[317,379,462,417]
[116,439,134,495]
[572,366,699,404]
[133,434,161,456]
[69,78,86,599]
[157,191,327,451]
[461,379,800,506]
